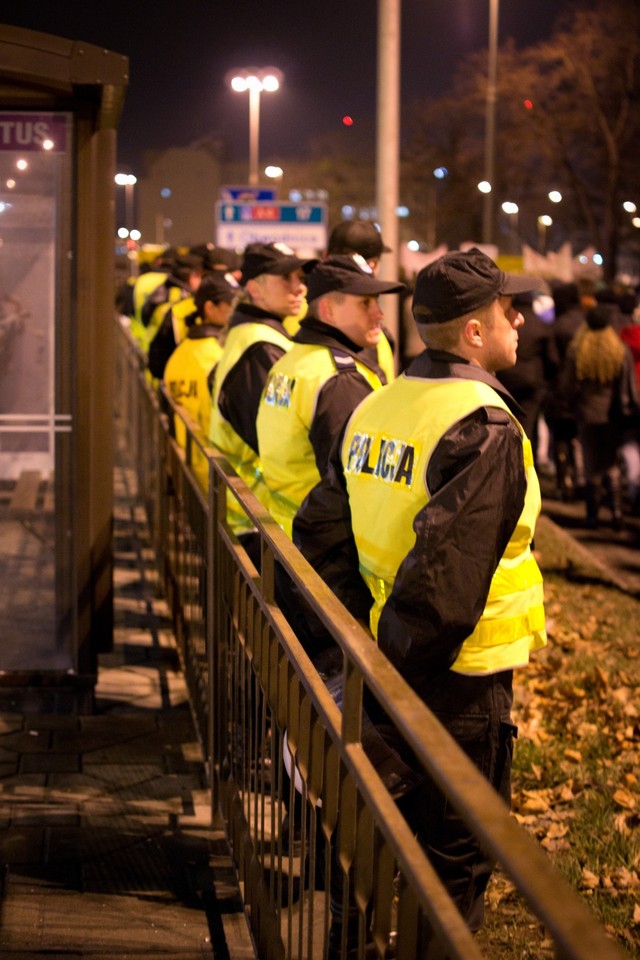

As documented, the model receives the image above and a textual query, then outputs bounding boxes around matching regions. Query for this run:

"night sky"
[2,0,573,172]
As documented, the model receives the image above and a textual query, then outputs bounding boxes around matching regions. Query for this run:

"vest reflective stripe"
[342,375,547,675]
[209,321,291,531]
[257,344,383,537]
[376,331,396,384]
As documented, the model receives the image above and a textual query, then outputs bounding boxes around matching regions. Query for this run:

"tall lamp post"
[227,67,282,186]
[115,171,137,231]
[482,0,499,246]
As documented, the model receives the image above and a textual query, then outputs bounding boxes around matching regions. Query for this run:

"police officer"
[326,218,398,383]
[163,271,238,446]
[294,248,547,942]
[256,254,404,539]
[208,241,311,536]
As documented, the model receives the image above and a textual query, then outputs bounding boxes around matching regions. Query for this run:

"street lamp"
[227,67,283,187]
[501,201,519,252]
[483,0,499,245]
[426,166,448,249]
[115,172,137,230]
[537,214,553,252]
[264,165,283,181]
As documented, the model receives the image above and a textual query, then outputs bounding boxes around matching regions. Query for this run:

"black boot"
[608,475,625,531]
[585,482,600,529]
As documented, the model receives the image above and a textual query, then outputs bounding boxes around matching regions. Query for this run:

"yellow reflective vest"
[209,321,292,532]
[342,376,547,675]
[164,327,223,491]
[257,344,384,538]
[284,297,395,383]
[129,271,168,349]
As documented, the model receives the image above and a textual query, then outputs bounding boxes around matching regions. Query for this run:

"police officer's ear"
[317,294,334,325]
[463,316,485,349]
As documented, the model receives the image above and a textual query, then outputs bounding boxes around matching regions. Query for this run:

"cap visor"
[341,277,405,295]
[501,274,541,295]
[268,256,316,275]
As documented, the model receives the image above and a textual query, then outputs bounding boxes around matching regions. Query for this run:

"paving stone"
[20,753,81,775]
[0,460,255,960]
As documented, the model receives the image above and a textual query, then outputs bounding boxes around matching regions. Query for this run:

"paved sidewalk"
[0,464,255,959]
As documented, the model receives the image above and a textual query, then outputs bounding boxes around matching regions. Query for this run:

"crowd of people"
[116,224,640,955]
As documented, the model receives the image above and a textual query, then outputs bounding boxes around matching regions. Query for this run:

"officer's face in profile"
[249,271,306,318]
[326,293,385,348]
[480,295,524,372]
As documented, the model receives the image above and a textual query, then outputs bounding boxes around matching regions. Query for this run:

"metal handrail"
[114,317,630,960]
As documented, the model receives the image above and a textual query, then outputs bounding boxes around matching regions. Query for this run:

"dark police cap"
[413,247,540,324]
[194,271,239,311]
[327,219,391,260]
[304,254,405,301]
[240,242,315,285]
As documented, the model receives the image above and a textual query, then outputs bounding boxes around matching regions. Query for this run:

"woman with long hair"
[562,304,639,529]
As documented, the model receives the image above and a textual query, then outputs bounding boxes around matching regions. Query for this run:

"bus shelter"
[0,25,128,707]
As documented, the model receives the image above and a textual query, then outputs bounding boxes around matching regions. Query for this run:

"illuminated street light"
[548,190,563,204]
[264,165,283,180]
[501,202,519,253]
[537,214,553,252]
[477,180,492,194]
[632,217,640,229]
[115,172,137,230]
[227,67,283,186]
[623,200,637,213]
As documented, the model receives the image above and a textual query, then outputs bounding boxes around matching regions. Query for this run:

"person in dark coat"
[496,291,558,467]
[561,304,640,529]
[619,290,640,512]
[546,282,586,499]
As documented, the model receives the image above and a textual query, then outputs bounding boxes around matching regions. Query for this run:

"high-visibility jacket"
[342,376,547,675]
[145,287,192,353]
[164,324,223,490]
[209,319,291,532]
[284,297,395,383]
[257,343,384,537]
[129,271,168,349]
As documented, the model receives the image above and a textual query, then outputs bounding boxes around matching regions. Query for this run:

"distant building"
[137,139,228,246]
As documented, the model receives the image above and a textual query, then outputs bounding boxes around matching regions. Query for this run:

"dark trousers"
[328,670,516,956]
[401,669,516,933]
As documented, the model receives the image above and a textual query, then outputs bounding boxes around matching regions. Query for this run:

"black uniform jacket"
[292,349,528,697]
[217,303,291,454]
[293,315,387,475]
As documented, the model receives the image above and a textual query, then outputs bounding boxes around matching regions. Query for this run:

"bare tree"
[402,0,640,278]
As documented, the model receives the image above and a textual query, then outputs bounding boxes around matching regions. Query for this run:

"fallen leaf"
[613,788,637,811]
[557,784,576,803]
[564,749,583,763]
[611,867,640,889]
[545,822,569,840]
[581,867,600,889]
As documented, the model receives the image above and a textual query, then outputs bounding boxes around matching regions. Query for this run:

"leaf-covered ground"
[477,565,640,959]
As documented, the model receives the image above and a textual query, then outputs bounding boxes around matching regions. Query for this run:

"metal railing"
[114,317,630,960]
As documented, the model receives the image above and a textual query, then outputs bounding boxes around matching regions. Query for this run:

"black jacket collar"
[227,302,289,333]
[405,349,524,418]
